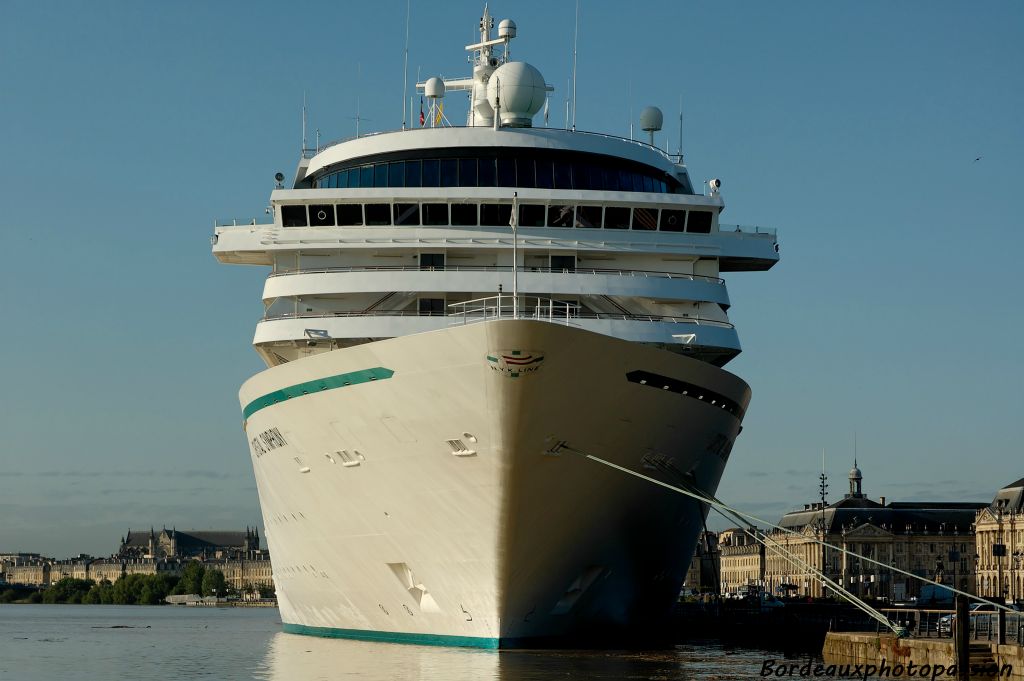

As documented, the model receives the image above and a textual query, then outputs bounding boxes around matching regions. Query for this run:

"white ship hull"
[240,320,750,648]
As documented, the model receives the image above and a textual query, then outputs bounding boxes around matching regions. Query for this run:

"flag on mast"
[435,102,444,126]
[543,96,549,126]
[419,97,425,127]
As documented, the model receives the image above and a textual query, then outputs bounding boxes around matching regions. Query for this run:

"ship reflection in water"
[254,631,780,681]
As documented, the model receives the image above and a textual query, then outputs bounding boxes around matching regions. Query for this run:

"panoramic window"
[313,150,691,194]
[421,159,440,187]
[418,298,445,314]
[419,253,445,269]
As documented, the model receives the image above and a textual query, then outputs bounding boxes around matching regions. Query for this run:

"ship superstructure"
[213,8,778,647]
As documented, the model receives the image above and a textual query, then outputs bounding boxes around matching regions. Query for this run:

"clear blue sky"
[1,1,1021,557]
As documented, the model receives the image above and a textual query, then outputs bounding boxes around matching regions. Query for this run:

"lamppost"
[996,499,1008,603]
[1012,550,1022,604]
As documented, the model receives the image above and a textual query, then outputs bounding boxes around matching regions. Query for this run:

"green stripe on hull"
[282,622,499,649]
[243,367,395,420]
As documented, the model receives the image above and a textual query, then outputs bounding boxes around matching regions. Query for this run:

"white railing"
[267,265,724,284]
[446,295,580,326]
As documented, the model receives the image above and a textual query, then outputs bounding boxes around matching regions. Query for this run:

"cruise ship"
[212,8,779,648]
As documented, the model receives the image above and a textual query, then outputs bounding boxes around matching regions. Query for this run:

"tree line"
[1,562,236,605]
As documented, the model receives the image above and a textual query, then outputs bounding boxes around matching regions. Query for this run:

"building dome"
[849,465,862,480]
[486,61,546,127]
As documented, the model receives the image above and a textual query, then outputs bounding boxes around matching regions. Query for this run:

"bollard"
[997,607,1006,646]
[955,595,970,681]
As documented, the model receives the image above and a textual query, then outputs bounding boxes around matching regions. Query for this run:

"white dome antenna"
[487,62,552,127]
[424,77,445,99]
[639,106,663,147]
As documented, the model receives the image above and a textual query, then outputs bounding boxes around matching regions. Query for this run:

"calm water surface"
[0,604,800,680]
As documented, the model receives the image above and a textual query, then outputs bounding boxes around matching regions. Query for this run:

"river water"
[0,604,801,680]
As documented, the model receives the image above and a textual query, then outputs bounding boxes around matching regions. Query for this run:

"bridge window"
[518,204,545,227]
[496,158,516,187]
[450,203,478,226]
[336,204,363,226]
[422,203,449,226]
[481,203,512,226]
[309,204,335,227]
[548,205,574,228]
[604,206,630,230]
[687,211,712,233]
[374,164,388,188]
[389,162,405,187]
[365,203,391,226]
[393,203,420,226]
[281,205,307,227]
[575,205,601,228]
[660,209,686,232]
[440,159,458,187]
[633,207,658,230]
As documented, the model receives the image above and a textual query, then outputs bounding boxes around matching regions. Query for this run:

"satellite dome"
[498,18,517,39]
[487,61,546,127]
[424,77,445,99]
[639,106,664,132]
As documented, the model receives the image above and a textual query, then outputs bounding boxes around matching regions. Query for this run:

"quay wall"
[823,633,1024,681]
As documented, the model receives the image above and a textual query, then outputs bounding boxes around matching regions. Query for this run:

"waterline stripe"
[243,367,395,419]
[282,622,499,649]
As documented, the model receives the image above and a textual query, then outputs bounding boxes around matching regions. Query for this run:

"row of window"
[313,157,679,194]
[281,202,714,232]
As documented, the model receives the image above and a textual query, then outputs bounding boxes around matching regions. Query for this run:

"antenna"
[301,91,307,153]
[819,448,828,535]
[573,0,581,131]
[677,94,683,158]
[401,0,410,130]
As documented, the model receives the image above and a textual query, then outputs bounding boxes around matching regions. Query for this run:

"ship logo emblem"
[486,350,545,377]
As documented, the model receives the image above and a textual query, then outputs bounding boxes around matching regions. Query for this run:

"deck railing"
[266,265,725,284]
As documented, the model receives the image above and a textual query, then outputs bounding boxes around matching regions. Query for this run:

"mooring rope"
[548,440,1015,620]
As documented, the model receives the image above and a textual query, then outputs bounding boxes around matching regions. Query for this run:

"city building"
[763,463,985,599]
[719,527,765,596]
[118,527,261,560]
[974,477,1024,603]
[682,531,719,596]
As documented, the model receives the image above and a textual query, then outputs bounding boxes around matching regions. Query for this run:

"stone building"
[974,477,1024,603]
[118,527,260,560]
[682,531,719,595]
[4,558,51,586]
[719,527,766,596]
[763,463,985,600]
[50,556,92,581]
[212,553,275,593]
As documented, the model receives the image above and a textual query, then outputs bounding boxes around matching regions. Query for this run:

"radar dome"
[487,61,546,127]
[498,19,517,38]
[639,106,664,132]
[424,77,445,99]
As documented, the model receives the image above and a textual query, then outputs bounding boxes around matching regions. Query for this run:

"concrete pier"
[823,632,1024,680]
